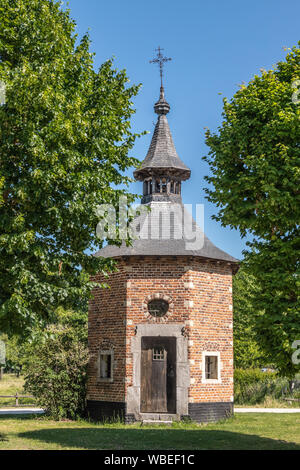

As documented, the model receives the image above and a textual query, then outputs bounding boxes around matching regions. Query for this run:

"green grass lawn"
[0,413,299,450]
[235,396,300,408]
[0,374,36,407]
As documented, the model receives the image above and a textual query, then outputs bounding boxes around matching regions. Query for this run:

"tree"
[0,333,6,379]
[204,43,300,377]
[1,306,86,376]
[233,267,264,369]
[2,334,28,376]
[24,314,89,420]
[0,0,143,335]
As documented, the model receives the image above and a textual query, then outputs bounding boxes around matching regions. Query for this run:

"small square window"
[99,350,113,382]
[153,347,165,361]
[205,355,218,380]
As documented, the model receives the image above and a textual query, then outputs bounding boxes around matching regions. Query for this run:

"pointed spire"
[149,47,172,115]
[134,48,190,181]
[154,86,170,115]
[134,112,190,180]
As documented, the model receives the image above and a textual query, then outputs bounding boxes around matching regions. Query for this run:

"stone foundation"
[188,402,234,422]
[86,399,234,424]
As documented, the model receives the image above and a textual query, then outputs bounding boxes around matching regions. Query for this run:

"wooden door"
[140,337,176,413]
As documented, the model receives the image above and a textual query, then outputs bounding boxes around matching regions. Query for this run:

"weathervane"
[150,46,172,88]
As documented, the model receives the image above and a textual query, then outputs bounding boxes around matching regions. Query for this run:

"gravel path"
[235,407,300,413]
[0,408,44,415]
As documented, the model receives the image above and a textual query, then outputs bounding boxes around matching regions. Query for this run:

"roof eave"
[95,249,240,267]
[134,166,191,181]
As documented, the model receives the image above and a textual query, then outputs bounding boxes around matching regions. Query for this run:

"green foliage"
[0,0,144,336]
[2,334,29,374]
[24,319,89,420]
[1,307,88,418]
[53,306,88,344]
[233,267,264,368]
[0,305,87,376]
[204,43,300,377]
[234,368,288,405]
[235,368,277,386]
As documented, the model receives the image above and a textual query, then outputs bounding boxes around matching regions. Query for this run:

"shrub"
[24,325,89,420]
[234,368,289,405]
[235,368,277,386]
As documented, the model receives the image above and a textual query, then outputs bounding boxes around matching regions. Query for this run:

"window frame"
[147,298,169,317]
[153,347,166,361]
[98,349,114,383]
[202,351,221,384]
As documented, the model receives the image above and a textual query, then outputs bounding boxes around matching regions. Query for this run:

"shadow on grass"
[18,427,300,450]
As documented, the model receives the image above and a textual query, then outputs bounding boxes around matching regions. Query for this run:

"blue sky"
[67,0,299,259]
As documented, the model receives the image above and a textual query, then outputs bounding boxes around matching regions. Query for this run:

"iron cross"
[150,46,172,87]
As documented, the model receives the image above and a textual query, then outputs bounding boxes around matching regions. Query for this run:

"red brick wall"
[87,264,127,402]
[87,256,234,404]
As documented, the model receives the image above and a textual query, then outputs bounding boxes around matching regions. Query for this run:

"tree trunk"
[288,379,295,394]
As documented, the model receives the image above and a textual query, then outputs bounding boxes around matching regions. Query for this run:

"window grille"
[148,299,169,317]
[153,347,165,360]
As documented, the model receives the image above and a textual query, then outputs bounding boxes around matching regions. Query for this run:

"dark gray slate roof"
[95,88,238,265]
[134,115,190,180]
[95,201,238,263]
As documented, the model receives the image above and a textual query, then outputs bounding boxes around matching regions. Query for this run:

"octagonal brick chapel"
[87,84,239,423]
